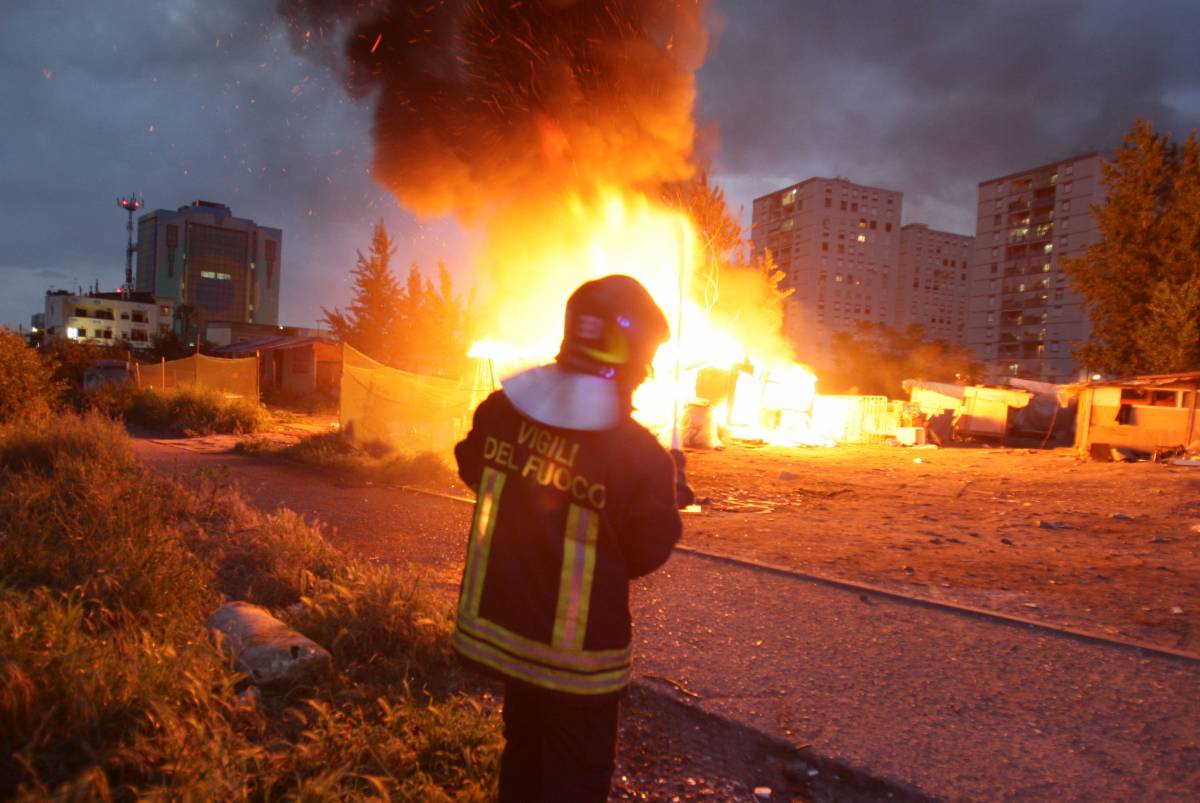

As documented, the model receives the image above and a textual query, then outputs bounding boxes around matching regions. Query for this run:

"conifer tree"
[322,219,404,364]
[1065,118,1200,374]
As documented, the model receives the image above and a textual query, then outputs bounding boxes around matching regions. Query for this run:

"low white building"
[42,290,173,348]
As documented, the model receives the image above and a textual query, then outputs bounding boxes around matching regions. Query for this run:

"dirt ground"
[664,441,1200,654]
[245,409,1200,654]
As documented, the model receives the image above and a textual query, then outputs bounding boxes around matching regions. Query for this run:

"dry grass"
[0,412,501,800]
[93,383,267,435]
[237,429,457,489]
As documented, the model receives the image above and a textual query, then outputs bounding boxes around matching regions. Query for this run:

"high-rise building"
[751,177,903,369]
[135,200,282,326]
[897,224,972,343]
[967,152,1105,382]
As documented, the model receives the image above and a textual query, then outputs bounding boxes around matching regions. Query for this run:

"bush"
[0,329,61,423]
[96,384,266,435]
[0,413,501,799]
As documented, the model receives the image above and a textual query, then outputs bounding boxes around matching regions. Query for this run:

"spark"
[370,33,383,54]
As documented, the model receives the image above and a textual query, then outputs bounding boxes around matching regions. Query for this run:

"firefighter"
[453,274,683,802]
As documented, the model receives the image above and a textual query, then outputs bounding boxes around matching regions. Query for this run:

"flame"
[468,185,830,447]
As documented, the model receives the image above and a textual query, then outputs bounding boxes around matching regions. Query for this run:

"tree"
[661,169,791,346]
[324,220,476,374]
[322,219,405,364]
[827,323,982,397]
[1065,118,1200,375]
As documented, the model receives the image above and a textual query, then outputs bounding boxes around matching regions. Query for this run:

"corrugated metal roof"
[212,335,336,357]
[1085,370,1200,388]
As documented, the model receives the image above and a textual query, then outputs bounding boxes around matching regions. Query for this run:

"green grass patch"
[94,383,267,436]
[0,413,500,799]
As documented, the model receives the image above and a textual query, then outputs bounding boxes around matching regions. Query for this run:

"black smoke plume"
[279,0,708,220]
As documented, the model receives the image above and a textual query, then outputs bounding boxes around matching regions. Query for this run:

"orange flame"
[468,184,829,446]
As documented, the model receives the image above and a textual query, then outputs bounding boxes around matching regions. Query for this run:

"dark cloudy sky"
[3,0,1198,330]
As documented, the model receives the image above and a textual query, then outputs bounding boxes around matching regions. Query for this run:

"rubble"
[207,601,332,688]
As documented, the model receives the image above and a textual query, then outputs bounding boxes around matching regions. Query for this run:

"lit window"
[782,189,797,205]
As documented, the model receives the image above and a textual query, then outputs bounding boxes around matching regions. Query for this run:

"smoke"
[279,0,708,221]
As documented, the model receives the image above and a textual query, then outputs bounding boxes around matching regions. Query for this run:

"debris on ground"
[207,601,332,688]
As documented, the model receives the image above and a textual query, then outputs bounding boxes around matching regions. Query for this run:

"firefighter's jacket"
[452,390,681,697]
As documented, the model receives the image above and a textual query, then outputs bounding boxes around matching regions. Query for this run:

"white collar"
[501,363,620,431]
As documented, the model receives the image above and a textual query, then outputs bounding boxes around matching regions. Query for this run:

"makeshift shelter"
[1071,371,1200,455]
[213,336,341,398]
[904,380,1033,440]
[1006,377,1077,444]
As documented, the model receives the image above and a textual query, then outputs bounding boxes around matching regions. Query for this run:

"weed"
[0,412,501,799]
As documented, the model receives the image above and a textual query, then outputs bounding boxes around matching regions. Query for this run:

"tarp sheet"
[339,344,496,453]
[134,354,258,398]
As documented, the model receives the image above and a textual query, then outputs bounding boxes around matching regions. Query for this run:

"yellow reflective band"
[458,609,630,674]
[552,505,599,651]
[453,628,631,696]
[459,467,506,619]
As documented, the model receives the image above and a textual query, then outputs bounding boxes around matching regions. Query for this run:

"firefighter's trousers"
[498,681,620,803]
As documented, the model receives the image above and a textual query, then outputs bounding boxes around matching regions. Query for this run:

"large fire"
[282,0,836,446]
[467,185,828,447]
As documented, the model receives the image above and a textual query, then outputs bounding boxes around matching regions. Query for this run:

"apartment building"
[41,290,173,348]
[967,152,1105,381]
[897,224,972,342]
[750,177,903,369]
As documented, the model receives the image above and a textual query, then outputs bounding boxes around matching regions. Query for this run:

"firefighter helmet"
[555,275,669,383]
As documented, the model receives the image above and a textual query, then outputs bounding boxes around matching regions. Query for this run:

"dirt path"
[679,443,1200,653]
[132,438,1200,801]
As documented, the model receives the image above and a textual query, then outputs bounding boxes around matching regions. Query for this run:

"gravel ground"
[132,438,1200,801]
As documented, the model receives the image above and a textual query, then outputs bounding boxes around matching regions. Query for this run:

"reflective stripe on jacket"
[453,390,681,696]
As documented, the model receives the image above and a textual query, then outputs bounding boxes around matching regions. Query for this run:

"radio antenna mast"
[117,193,143,292]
